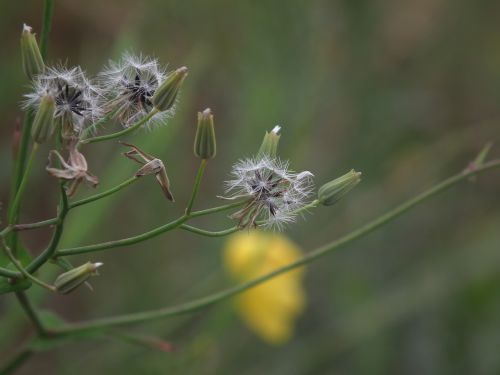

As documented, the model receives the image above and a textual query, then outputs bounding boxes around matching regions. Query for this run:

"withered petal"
[155,169,174,202]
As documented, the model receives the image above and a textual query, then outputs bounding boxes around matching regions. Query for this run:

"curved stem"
[0,347,33,375]
[1,239,56,292]
[81,109,158,144]
[8,144,39,225]
[15,292,47,337]
[26,185,68,274]
[69,176,138,209]
[55,201,245,257]
[179,224,239,237]
[51,160,500,335]
[80,109,117,140]
[56,215,188,256]
[185,159,207,215]
[39,0,54,59]
[13,218,58,231]
[189,201,245,218]
[11,176,140,232]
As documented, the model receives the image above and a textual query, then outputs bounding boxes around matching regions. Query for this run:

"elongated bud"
[194,108,216,159]
[318,169,361,206]
[257,125,281,158]
[152,66,188,111]
[21,24,44,79]
[31,95,55,144]
[54,262,103,294]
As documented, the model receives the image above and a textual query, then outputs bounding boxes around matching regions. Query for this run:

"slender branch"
[80,109,117,140]
[69,176,138,209]
[39,0,54,59]
[8,144,39,224]
[189,201,245,218]
[56,215,188,256]
[15,292,47,337]
[13,218,58,231]
[11,176,140,232]
[1,239,56,292]
[55,201,245,257]
[0,347,33,375]
[179,224,239,237]
[81,109,159,144]
[185,159,207,215]
[51,160,500,335]
[0,267,18,279]
[26,185,68,274]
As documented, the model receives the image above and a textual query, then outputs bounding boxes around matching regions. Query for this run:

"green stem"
[179,224,239,237]
[0,347,33,375]
[69,176,138,209]
[185,159,208,215]
[79,109,117,140]
[0,267,18,279]
[189,201,245,218]
[81,109,158,144]
[56,215,189,256]
[1,239,56,292]
[55,201,245,257]
[13,218,58,231]
[26,185,68,274]
[8,144,39,225]
[51,160,500,335]
[15,292,47,337]
[10,176,140,232]
[39,0,54,59]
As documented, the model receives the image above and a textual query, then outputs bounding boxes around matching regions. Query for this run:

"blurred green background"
[1,0,500,374]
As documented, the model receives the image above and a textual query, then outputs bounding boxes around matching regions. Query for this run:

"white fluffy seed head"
[225,156,314,229]
[23,66,103,136]
[99,52,172,129]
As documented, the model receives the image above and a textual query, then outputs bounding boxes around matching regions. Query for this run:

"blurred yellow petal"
[223,231,306,345]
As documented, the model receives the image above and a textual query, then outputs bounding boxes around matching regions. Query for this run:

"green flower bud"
[31,95,55,144]
[194,108,216,159]
[54,262,103,294]
[152,66,188,111]
[21,24,44,79]
[257,125,281,158]
[318,169,361,206]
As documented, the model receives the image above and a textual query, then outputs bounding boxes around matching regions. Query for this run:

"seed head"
[99,53,174,129]
[24,66,102,139]
[224,157,314,230]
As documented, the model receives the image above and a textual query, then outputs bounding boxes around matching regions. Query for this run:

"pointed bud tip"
[176,66,188,75]
[271,125,281,135]
[22,24,32,33]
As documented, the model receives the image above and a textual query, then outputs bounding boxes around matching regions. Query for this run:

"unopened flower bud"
[318,169,361,206]
[20,24,44,79]
[194,108,216,159]
[31,95,55,144]
[54,262,103,294]
[152,66,188,111]
[257,125,281,158]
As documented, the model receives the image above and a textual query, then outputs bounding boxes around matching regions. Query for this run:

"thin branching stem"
[1,238,56,292]
[50,160,500,335]
[185,159,208,215]
[26,185,68,274]
[179,224,239,237]
[69,176,139,209]
[81,109,159,144]
[55,201,245,257]
[8,144,39,225]
[0,346,33,375]
[39,0,54,59]
[15,292,48,337]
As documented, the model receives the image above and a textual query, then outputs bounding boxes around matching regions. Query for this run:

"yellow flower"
[223,231,306,345]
